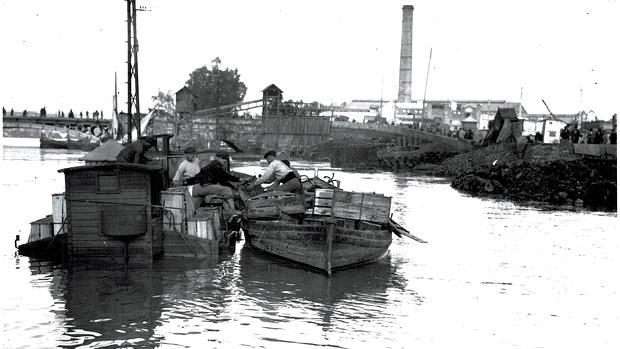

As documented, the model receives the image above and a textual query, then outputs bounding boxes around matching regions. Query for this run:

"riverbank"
[436,144,617,211]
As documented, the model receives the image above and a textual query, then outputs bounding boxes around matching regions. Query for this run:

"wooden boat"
[40,136,99,151]
[243,217,392,275]
[40,136,68,149]
[18,135,240,263]
[241,181,422,276]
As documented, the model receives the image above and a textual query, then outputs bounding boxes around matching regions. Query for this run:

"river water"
[1,145,618,349]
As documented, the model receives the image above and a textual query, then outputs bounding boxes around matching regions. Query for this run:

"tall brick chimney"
[398,5,414,103]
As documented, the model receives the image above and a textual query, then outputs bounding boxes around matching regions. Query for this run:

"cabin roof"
[80,140,124,161]
[175,86,198,97]
[261,83,283,93]
[58,163,162,174]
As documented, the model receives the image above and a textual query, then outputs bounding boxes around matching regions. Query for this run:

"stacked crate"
[245,191,305,219]
[312,189,391,225]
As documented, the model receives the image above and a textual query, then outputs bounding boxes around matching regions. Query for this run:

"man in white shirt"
[172,146,201,186]
[247,150,301,193]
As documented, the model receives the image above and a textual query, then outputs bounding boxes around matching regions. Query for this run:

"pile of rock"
[449,155,617,211]
[377,142,460,171]
[435,146,521,177]
[312,137,391,169]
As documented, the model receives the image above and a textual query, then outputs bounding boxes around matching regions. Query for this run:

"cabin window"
[96,173,120,193]
[549,131,557,137]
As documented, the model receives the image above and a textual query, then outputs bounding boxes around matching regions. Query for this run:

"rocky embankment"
[437,145,617,211]
[312,137,392,170]
[377,142,460,171]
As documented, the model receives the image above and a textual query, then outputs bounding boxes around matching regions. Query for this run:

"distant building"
[175,86,198,114]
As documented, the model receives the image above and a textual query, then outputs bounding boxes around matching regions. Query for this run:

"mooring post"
[325,220,335,277]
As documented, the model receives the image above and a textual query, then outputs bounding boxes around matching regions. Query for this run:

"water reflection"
[236,245,416,335]
[21,243,420,348]
[5,147,618,348]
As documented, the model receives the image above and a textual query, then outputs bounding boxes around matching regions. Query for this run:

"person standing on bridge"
[10,108,14,116]
[68,109,74,118]
[2,107,6,117]
[79,111,83,118]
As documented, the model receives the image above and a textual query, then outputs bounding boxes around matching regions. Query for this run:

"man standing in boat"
[187,152,240,214]
[247,150,301,193]
[172,146,201,186]
[116,136,157,164]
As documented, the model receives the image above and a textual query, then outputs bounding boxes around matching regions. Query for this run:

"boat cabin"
[59,163,165,262]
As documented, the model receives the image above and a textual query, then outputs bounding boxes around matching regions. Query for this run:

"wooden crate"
[332,191,391,224]
[187,218,216,240]
[52,193,66,235]
[29,215,54,243]
[332,191,363,220]
[360,194,391,223]
[246,191,305,219]
[161,187,195,233]
[313,189,334,216]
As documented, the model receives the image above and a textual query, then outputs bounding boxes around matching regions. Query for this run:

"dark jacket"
[116,140,150,164]
[189,160,239,188]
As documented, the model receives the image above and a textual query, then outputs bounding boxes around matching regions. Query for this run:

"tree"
[185,57,247,111]
[151,91,175,114]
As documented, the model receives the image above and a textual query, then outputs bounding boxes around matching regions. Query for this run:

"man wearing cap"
[247,150,301,193]
[116,136,157,164]
[189,152,240,213]
[172,146,201,186]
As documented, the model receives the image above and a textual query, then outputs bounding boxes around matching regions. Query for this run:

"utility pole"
[422,47,432,119]
[126,0,142,143]
[518,86,523,119]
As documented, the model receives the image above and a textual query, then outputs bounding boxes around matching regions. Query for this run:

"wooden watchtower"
[175,86,198,114]
[262,84,283,117]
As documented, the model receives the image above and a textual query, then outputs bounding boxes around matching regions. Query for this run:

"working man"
[247,150,301,193]
[172,146,201,186]
[116,136,157,164]
[188,152,240,214]
[281,159,300,178]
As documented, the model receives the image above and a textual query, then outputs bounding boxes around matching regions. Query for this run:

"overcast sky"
[0,0,617,118]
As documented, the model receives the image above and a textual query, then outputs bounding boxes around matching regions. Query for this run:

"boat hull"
[242,218,391,274]
[40,136,99,151]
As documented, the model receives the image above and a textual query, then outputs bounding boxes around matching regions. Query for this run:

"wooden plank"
[314,189,334,198]
[314,198,332,207]
[360,195,391,224]
[313,207,332,216]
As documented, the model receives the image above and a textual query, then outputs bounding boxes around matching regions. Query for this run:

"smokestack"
[398,5,414,103]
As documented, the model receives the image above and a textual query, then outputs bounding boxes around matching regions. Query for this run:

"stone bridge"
[3,115,111,138]
[330,121,473,153]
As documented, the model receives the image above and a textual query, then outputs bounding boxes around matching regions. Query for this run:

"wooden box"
[29,215,54,243]
[52,193,66,235]
[161,187,196,233]
[187,218,216,240]
[332,191,391,224]
[313,189,334,216]
[246,191,305,219]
